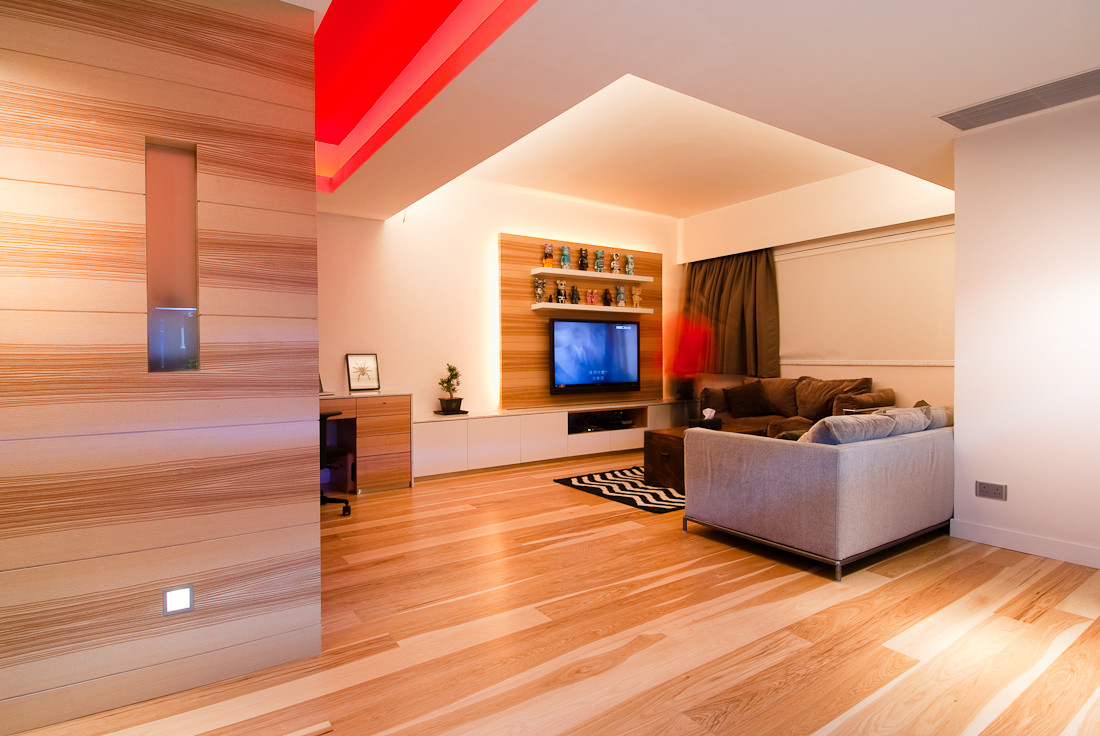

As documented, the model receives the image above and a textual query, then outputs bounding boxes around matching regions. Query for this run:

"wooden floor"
[23,451,1100,736]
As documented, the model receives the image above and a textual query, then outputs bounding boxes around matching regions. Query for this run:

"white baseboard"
[951,519,1100,569]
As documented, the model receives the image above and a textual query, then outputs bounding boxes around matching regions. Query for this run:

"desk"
[320,394,412,491]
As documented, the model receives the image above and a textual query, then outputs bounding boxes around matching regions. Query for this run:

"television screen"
[550,319,640,394]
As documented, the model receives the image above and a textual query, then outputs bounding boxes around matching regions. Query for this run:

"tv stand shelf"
[567,406,647,434]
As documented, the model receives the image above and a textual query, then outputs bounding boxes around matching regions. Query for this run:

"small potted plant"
[437,363,464,414]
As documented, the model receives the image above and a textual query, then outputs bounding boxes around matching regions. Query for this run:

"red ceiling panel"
[315,0,464,145]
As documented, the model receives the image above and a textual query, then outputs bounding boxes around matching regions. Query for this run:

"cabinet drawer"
[320,397,357,417]
[356,395,411,417]
[357,413,411,437]
[357,432,411,457]
[360,452,411,490]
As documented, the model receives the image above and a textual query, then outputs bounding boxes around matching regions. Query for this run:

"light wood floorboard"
[18,450,1100,736]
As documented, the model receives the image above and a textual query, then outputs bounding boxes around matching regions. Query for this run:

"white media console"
[412,400,694,478]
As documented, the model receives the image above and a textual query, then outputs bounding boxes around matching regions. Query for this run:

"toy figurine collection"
[535,245,643,309]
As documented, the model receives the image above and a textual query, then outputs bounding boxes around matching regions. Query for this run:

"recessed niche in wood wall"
[500,233,663,410]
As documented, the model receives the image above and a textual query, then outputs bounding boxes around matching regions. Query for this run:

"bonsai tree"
[438,363,461,399]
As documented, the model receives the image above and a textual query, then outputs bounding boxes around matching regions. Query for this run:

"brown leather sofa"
[696,374,896,438]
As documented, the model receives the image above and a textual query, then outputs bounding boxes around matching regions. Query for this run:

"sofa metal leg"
[835,562,843,582]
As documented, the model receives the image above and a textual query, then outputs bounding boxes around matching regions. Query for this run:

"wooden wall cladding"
[499,234,663,410]
[0,1,317,732]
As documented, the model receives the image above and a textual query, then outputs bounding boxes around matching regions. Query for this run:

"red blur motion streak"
[671,312,712,378]
[315,0,539,192]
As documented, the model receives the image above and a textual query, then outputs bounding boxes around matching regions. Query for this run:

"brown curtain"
[681,249,780,377]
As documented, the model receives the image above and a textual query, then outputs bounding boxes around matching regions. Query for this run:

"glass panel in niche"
[149,307,198,371]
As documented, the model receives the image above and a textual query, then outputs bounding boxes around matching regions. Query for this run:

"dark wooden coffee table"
[644,424,766,492]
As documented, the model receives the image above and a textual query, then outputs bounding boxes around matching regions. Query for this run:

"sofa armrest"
[833,427,954,559]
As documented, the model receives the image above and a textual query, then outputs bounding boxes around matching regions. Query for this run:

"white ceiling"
[311,0,1100,221]
[465,75,876,218]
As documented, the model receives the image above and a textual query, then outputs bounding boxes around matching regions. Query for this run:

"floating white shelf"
[531,266,653,283]
[530,302,653,314]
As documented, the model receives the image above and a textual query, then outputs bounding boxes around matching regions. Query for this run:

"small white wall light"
[163,584,194,615]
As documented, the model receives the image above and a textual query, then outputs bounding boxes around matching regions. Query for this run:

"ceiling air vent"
[939,67,1100,131]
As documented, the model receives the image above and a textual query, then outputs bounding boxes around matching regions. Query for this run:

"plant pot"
[438,398,464,415]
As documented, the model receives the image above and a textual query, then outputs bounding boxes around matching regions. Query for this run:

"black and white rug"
[553,466,683,513]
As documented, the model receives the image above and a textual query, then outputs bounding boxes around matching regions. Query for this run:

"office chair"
[319,410,351,516]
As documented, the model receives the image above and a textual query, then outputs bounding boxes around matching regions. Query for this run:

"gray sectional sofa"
[683,407,954,580]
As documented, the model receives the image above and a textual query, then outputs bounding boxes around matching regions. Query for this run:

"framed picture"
[346,353,380,391]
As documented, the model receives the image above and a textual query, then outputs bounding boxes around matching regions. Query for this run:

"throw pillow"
[833,388,896,415]
[758,377,800,418]
[875,406,932,436]
[797,413,896,444]
[723,380,772,418]
[796,376,873,422]
[699,386,729,415]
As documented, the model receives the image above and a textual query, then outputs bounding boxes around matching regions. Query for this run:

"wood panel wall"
[0,2,318,732]
[500,234,663,410]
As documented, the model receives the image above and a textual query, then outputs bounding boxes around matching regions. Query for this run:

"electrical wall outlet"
[975,481,1007,501]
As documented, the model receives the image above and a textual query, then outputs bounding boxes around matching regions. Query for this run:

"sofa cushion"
[833,388,896,415]
[915,400,955,429]
[766,416,814,438]
[774,429,808,441]
[797,413,896,444]
[927,405,954,429]
[723,380,773,418]
[876,406,932,436]
[758,377,800,418]
[796,377,873,421]
[722,414,786,432]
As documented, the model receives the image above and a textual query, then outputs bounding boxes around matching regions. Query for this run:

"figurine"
[630,285,642,308]
[610,252,621,274]
[586,289,598,305]
[542,243,554,267]
[594,249,605,273]
[534,277,546,303]
[616,284,626,307]
[578,248,588,271]
[556,280,567,304]
[570,285,580,304]
[602,288,613,306]
[625,254,635,275]
[560,245,571,269]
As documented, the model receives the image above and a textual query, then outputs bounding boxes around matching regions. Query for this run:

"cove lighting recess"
[163,585,194,616]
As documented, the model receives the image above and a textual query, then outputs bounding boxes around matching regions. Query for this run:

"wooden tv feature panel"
[499,234,663,411]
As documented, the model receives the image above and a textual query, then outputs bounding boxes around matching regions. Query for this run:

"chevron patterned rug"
[553,466,684,513]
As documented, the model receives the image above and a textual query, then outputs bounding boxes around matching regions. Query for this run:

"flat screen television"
[550,318,641,394]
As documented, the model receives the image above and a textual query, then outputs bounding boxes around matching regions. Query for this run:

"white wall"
[775,222,955,407]
[952,97,1100,567]
[318,178,679,417]
[679,165,955,263]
